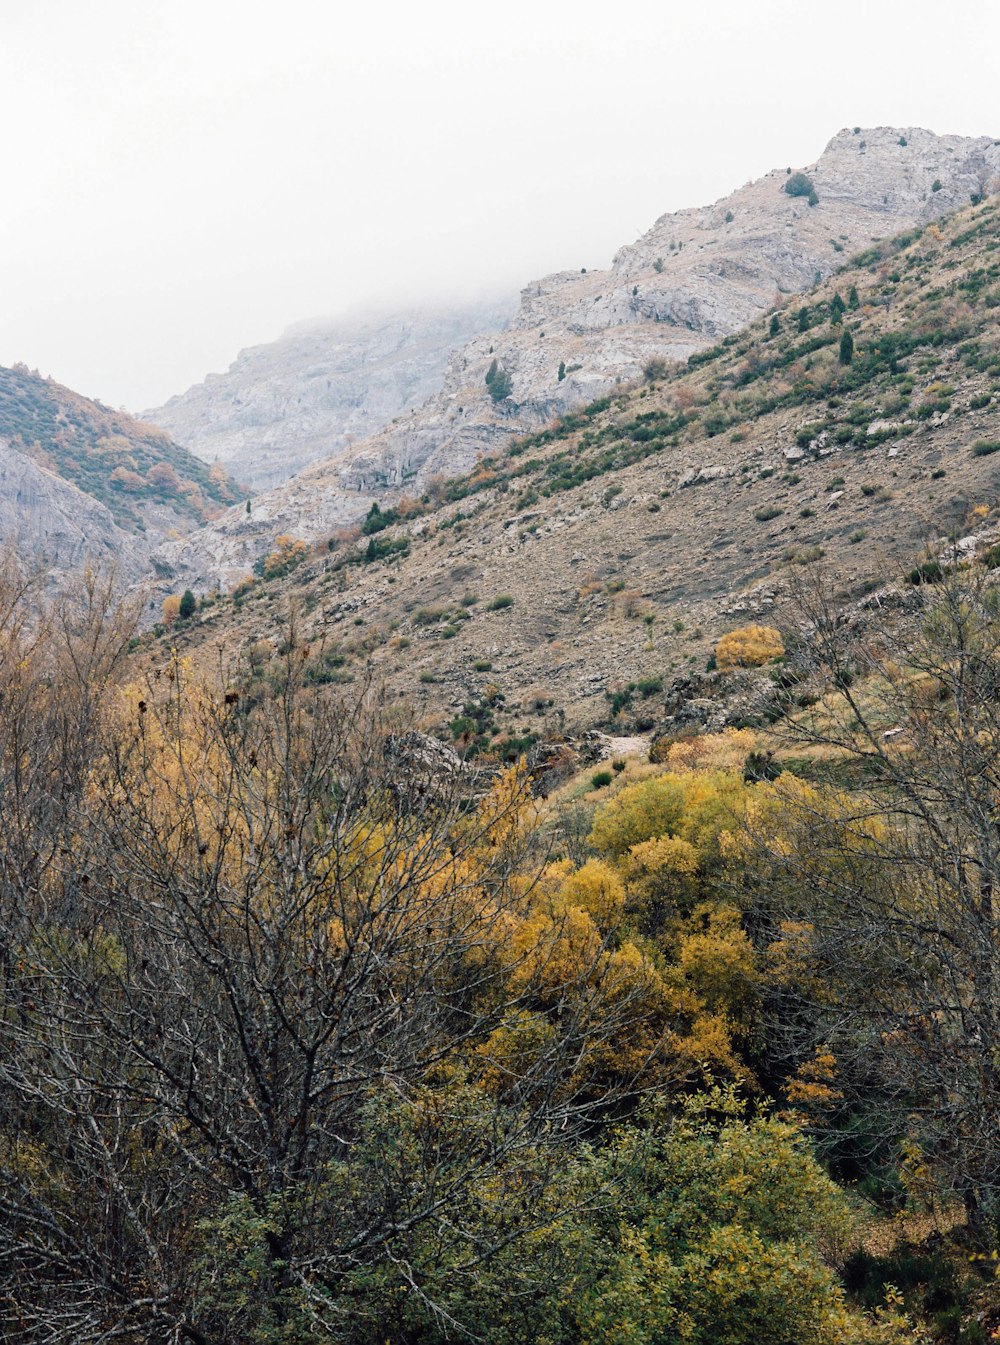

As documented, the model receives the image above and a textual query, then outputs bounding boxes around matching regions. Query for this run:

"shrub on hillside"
[714,624,785,670]
[784,172,818,206]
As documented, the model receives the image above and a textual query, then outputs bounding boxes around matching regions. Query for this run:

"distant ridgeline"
[0,364,238,532]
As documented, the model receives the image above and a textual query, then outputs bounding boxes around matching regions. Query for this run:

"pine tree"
[848,285,860,310]
[797,307,810,333]
[830,293,845,324]
[768,314,781,338]
[839,328,854,366]
[179,589,197,620]
[487,366,513,403]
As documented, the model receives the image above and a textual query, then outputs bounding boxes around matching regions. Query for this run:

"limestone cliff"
[0,438,145,582]
[145,300,515,491]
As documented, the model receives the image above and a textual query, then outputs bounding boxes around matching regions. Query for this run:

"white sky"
[1,0,998,412]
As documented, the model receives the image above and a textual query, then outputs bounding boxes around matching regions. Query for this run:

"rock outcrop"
[154,126,1000,592]
[0,438,145,583]
[145,300,515,492]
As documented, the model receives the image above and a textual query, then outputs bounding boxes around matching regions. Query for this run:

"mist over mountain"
[149,126,1000,593]
[145,299,515,491]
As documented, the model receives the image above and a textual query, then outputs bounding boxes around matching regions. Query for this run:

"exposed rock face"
[0,438,144,582]
[156,126,1000,592]
[145,301,515,492]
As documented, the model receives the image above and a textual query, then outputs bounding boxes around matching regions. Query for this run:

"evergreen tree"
[487,366,513,403]
[838,328,854,365]
[830,292,845,324]
[797,306,810,333]
[558,361,566,382]
[768,314,781,338]
[179,589,197,620]
[848,285,860,310]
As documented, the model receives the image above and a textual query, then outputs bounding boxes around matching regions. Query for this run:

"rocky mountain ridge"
[151,191,1000,747]
[151,125,1000,592]
[145,300,515,492]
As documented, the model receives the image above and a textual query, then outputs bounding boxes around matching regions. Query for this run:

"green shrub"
[971,439,1000,456]
[591,769,614,789]
[784,172,816,200]
[908,560,945,584]
[487,594,514,611]
[755,505,783,522]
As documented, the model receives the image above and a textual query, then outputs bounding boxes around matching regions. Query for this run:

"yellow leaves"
[665,728,757,775]
[677,906,760,1029]
[714,624,784,670]
[558,859,626,926]
[475,1011,556,1095]
[626,835,700,878]
[780,1046,843,1127]
[161,593,182,624]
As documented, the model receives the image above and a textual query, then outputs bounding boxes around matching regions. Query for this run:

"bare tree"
[740,566,1000,1236]
[0,605,663,1342]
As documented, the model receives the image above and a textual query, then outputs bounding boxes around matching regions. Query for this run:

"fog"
[1,0,997,412]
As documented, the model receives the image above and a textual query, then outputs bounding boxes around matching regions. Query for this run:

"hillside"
[145,299,515,491]
[0,364,239,539]
[150,125,1000,590]
[153,192,1000,754]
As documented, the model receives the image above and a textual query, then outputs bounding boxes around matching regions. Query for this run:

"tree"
[848,285,860,310]
[558,360,566,381]
[0,612,670,1341]
[830,292,845,324]
[768,314,781,338]
[742,568,1000,1237]
[178,588,197,620]
[797,306,810,333]
[146,461,182,492]
[782,172,818,208]
[838,328,854,365]
[487,364,513,403]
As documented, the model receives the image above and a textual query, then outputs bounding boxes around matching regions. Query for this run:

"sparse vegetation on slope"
[152,196,1000,756]
[0,364,237,530]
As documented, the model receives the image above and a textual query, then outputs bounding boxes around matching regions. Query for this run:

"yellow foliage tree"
[161,593,182,624]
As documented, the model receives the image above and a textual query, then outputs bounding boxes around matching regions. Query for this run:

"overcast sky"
[1,0,998,412]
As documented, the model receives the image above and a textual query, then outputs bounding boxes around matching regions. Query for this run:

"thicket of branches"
[7,556,1000,1342]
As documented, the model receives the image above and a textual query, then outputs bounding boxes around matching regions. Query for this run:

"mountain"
[144,299,516,492]
[148,126,1000,593]
[150,187,1000,748]
[0,364,240,581]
